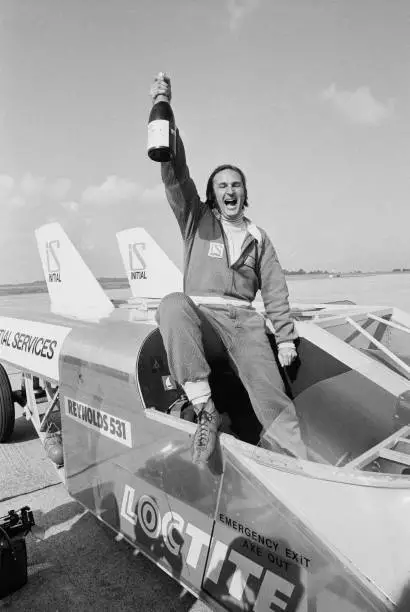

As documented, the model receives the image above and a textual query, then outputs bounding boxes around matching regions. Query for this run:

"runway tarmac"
[0,369,212,612]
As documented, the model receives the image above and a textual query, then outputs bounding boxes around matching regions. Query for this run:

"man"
[151,73,307,465]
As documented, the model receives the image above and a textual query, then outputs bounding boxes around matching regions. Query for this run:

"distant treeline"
[283,269,333,275]
[0,277,129,296]
[285,268,410,276]
[1,269,409,297]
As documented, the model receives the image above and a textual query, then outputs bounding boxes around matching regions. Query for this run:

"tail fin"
[35,222,114,320]
[116,227,183,299]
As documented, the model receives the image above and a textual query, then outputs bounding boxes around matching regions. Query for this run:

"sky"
[1,0,410,283]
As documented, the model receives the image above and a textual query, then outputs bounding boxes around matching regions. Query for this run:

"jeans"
[156,292,307,459]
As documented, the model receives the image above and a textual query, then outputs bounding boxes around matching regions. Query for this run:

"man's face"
[213,169,245,219]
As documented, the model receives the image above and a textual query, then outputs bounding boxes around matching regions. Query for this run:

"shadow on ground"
[8,415,38,444]
[0,498,205,612]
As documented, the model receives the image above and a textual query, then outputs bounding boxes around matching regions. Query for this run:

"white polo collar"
[212,209,262,243]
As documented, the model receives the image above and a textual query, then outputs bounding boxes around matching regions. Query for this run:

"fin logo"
[46,240,61,283]
[128,242,147,280]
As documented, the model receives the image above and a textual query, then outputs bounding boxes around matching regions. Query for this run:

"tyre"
[0,363,15,442]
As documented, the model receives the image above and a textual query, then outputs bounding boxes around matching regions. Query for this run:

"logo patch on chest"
[208,242,224,258]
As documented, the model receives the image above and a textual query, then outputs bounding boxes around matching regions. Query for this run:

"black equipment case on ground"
[0,506,35,599]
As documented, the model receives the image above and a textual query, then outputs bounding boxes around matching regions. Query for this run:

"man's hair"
[205,164,249,209]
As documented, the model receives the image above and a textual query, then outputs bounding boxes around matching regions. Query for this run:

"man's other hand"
[278,344,297,368]
[150,72,172,103]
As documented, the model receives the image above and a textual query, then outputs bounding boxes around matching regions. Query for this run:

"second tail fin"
[35,223,114,320]
[116,227,183,299]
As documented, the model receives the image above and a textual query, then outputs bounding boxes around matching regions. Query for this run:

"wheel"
[0,363,15,442]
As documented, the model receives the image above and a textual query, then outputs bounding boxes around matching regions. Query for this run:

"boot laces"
[197,410,214,447]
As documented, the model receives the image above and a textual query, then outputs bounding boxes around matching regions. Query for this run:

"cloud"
[81,175,142,205]
[8,195,26,208]
[20,173,71,200]
[0,174,14,199]
[226,0,260,31]
[47,177,72,200]
[61,200,80,213]
[20,173,47,197]
[321,84,394,126]
[141,183,165,202]
[0,170,173,283]
[0,174,25,208]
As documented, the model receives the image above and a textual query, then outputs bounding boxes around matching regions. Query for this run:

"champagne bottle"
[147,74,176,162]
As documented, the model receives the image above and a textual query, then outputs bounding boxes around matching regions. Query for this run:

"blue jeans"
[156,293,307,459]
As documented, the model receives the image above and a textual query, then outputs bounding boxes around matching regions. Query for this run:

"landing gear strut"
[20,373,64,468]
[0,366,64,474]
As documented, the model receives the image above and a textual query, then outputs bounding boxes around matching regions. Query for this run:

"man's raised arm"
[150,73,203,237]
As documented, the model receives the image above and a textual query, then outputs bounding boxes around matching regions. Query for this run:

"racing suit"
[156,131,306,458]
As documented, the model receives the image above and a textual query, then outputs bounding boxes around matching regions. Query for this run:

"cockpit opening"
[137,318,410,473]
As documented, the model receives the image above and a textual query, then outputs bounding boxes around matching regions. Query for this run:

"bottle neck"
[153,95,170,104]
